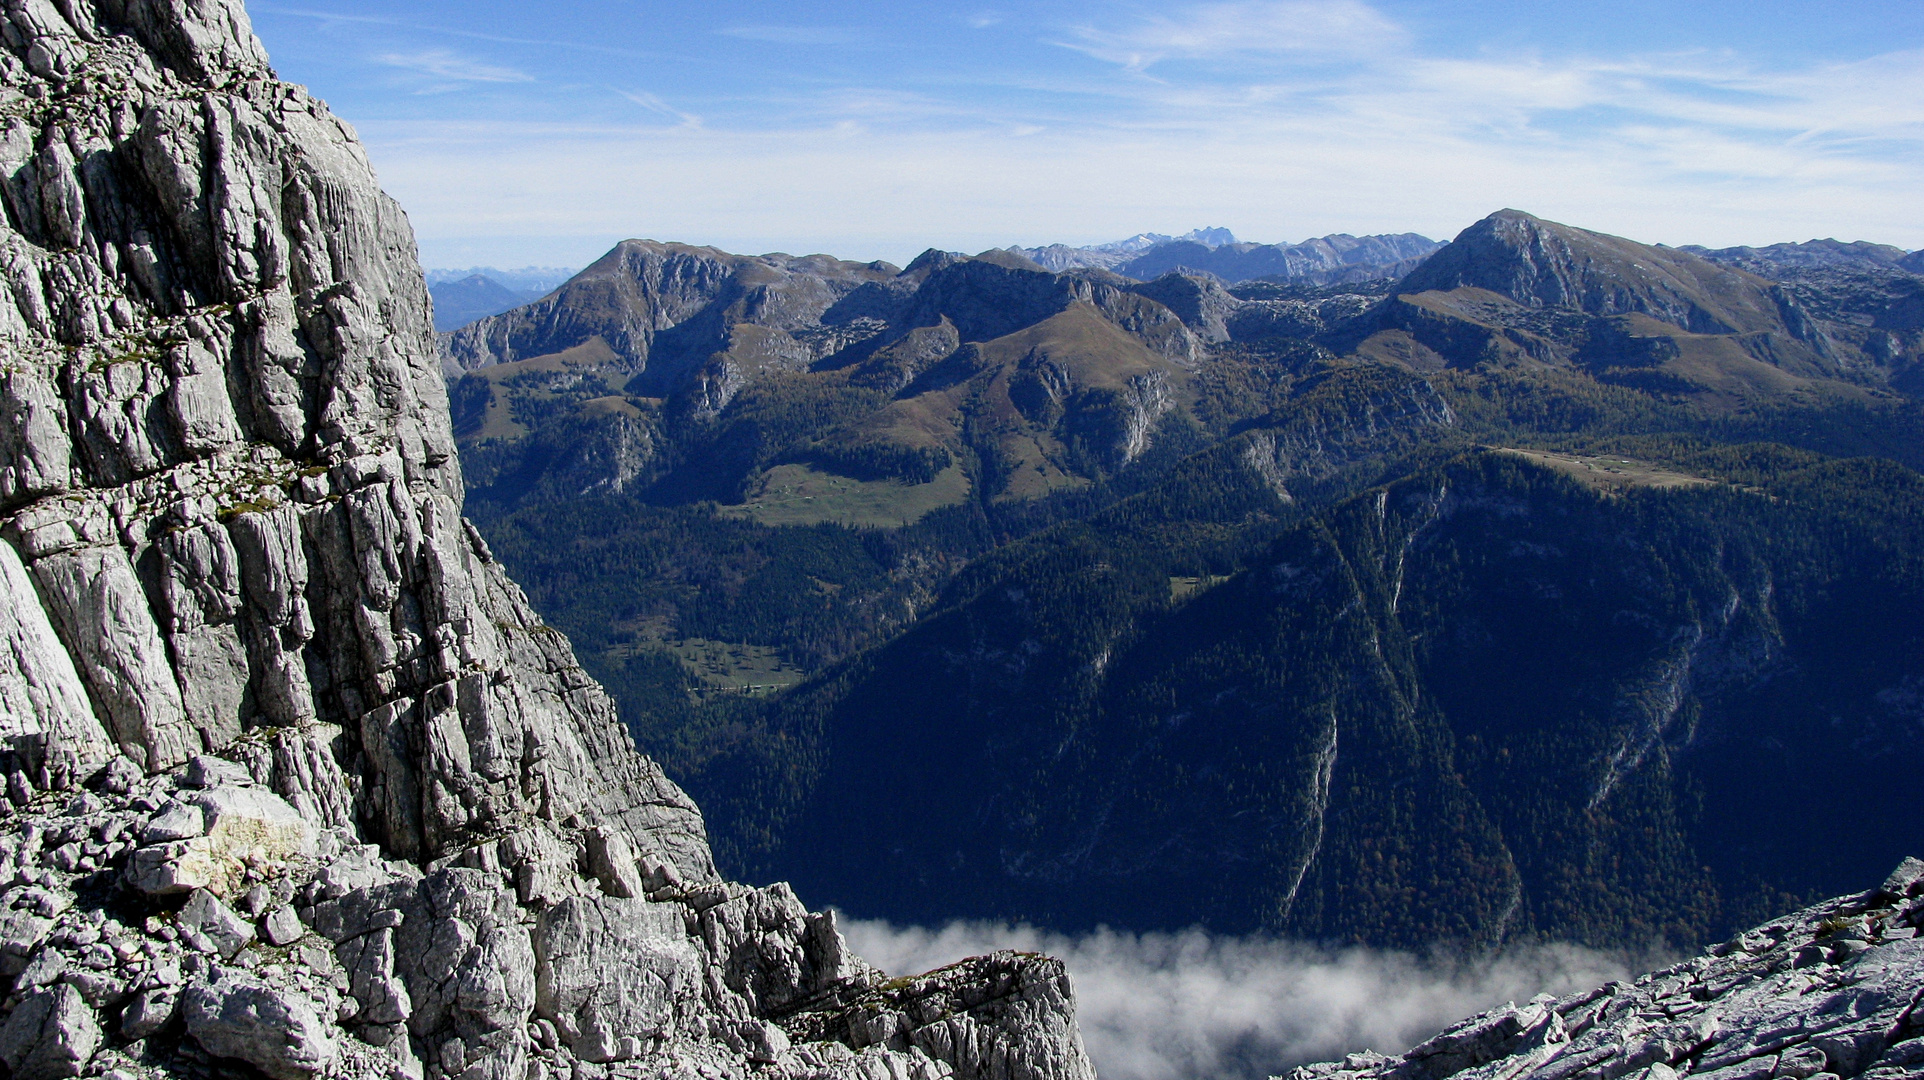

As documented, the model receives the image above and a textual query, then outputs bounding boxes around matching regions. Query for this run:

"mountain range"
[442,208,1924,955]
[1110,232,1444,284]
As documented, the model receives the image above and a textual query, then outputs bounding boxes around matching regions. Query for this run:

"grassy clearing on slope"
[1497,448,1716,493]
[602,626,808,698]
[454,336,626,440]
[1169,575,1233,602]
[720,461,971,527]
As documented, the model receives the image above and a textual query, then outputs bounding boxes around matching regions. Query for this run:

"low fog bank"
[839,918,1660,1080]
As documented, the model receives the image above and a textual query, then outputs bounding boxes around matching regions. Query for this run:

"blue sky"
[247,1,1924,270]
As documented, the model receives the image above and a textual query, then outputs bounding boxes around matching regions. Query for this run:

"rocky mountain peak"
[0,2,1097,1079]
[1125,270,1243,343]
[1398,209,1788,337]
[901,247,966,279]
[968,247,1047,273]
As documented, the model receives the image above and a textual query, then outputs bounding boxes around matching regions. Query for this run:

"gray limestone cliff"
[0,2,1097,1079]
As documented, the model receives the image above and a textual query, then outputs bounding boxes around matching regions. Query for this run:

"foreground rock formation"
[0,1,1094,1078]
[1286,860,1924,1080]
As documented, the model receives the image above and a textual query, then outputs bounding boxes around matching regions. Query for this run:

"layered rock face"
[0,2,1095,1079]
[1284,860,1924,1080]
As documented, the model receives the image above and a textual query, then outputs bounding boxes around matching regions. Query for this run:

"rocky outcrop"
[1238,367,1458,502]
[0,3,1096,1080]
[1126,272,1243,343]
[1283,860,1924,1080]
[784,952,1093,1080]
[1396,211,1793,335]
[0,757,1097,1080]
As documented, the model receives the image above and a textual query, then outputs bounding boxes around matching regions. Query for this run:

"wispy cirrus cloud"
[719,24,867,46]
[306,0,1924,269]
[255,5,668,61]
[373,48,533,86]
[1064,0,1406,69]
[612,89,702,129]
[362,34,1924,271]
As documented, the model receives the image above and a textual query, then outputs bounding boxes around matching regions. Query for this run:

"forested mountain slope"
[697,447,1924,950]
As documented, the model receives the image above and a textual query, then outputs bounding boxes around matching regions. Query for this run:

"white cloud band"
[839,917,1652,1080]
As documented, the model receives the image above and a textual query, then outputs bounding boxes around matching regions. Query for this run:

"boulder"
[120,988,178,1040]
[585,825,646,899]
[140,800,207,844]
[184,754,255,789]
[263,905,305,946]
[0,907,57,978]
[182,970,338,1080]
[0,984,100,1080]
[133,784,315,896]
[180,888,256,960]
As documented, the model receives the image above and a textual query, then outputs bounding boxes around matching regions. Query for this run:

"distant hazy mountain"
[1681,238,1916,275]
[425,265,577,292]
[1117,232,1445,285]
[1012,228,1239,271]
[1013,232,1444,283]
[425,266,577,331]
[428,274,543,332]
[1095,226,1239,254]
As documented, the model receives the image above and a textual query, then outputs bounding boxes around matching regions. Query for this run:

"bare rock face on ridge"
[1284,860,1924,1080]
[0,2,1097,1079]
